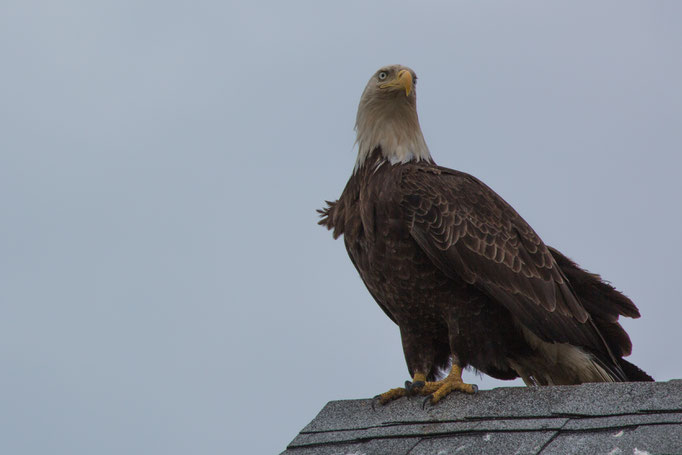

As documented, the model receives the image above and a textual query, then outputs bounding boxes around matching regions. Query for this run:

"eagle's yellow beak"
[380,69,413,96]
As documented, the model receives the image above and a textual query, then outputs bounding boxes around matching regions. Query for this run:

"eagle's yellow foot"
[421,365,477,407]
[373,373,427,407]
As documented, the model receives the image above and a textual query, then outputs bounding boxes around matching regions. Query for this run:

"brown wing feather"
[318,173,398,324]
[318,173,362,240]
[401,164,624,377]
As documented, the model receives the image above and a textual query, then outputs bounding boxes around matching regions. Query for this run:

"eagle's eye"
[378,71,388,81]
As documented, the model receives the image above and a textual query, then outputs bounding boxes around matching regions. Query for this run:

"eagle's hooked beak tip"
[397,69,413,96]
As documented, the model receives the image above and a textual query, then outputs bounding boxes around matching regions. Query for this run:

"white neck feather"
[353,97,432,172]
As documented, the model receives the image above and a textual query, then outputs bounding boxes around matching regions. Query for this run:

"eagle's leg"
[420,364,477,405]
[375,372,427,404]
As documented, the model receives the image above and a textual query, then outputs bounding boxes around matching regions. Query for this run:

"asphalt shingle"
[282,380,682,455]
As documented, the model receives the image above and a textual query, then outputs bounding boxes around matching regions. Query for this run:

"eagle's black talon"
[371,395,381,411]
[404,381,415,398]
[372,394,383,411]
[421,395,434,409]
[405,380,425,395]
[472,384,479,394]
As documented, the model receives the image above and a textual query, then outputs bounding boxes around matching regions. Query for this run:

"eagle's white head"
[354,64,432,172]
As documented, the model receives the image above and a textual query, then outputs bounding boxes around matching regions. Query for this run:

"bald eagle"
[319,65,653,404]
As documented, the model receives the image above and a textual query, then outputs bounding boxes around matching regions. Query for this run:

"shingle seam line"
[288,421,682,450]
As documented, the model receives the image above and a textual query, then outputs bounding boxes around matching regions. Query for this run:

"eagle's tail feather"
[548,246,638,357]
[619,358,655,382]
[548,246,654,382]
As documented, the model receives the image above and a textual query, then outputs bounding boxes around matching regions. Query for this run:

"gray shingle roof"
[282,380,682,455]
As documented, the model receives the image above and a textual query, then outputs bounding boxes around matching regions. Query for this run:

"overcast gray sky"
[1,1,681,454]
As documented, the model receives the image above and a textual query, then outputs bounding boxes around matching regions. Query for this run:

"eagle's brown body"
[319,65,651,396]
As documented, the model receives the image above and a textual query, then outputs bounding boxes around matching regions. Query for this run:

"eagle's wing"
[401,165,622,375]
